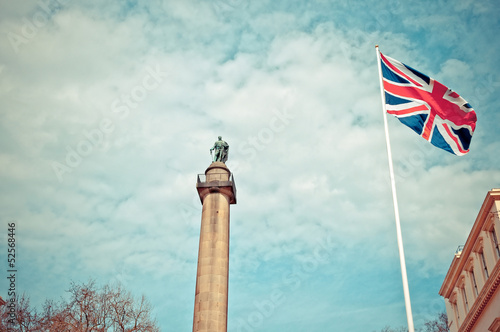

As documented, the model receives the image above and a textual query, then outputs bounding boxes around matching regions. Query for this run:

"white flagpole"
[375,45,415,332]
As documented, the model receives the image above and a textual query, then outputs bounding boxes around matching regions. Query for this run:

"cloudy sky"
[1,0,500,331]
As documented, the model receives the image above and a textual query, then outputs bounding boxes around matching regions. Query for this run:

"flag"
[379,52,477,156]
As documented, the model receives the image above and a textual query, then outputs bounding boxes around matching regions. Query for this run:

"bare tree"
[423,312,449,332]
[377,326,408,332]
[374,312,449,332]
[0,294,41,331]
[1,280,159,332]
[38,299,70,331]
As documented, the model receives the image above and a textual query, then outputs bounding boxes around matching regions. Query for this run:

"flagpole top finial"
[375,44,379,48]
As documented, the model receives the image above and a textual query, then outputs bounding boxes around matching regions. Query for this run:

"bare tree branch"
[0,280,159,332]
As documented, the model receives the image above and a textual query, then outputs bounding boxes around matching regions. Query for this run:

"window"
[450,294,460,324]
[470,269,479,297]
[488,317,500,332]
[453,302,460,324]
[461,286,469,313]
[479,250,489,279]
[492,227,500,259]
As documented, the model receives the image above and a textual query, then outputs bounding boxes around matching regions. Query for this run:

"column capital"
[196,163,236,205]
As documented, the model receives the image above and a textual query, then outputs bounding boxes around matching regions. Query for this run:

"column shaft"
[193,191,230,332]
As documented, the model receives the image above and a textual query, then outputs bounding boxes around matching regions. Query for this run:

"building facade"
[439,189,500,332]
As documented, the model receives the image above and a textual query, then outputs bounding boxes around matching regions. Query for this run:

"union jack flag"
[380,52,477,156]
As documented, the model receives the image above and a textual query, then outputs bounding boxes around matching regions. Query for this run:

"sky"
[1,0,500,331]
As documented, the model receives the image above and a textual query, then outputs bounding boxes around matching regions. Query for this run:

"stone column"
[193,162,236,332]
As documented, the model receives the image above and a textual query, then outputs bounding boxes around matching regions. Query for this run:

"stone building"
[439,189,500,332]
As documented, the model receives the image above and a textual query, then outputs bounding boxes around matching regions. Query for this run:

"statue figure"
[210,136,229,163]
